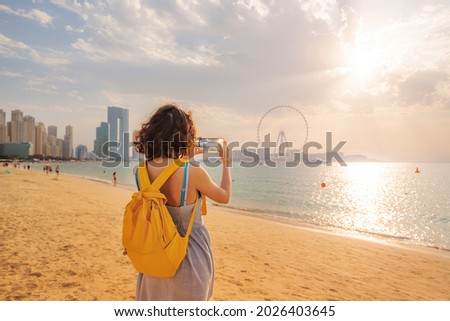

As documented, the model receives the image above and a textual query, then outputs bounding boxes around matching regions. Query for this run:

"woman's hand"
[194,138,232,204]
[220,140,230,166]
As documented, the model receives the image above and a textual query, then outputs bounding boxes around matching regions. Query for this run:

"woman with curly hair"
[133,103,231,300]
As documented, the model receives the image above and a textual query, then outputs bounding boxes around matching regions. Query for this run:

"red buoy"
[321,182,326,188]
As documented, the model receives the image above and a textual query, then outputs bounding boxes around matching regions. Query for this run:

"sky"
[0,0,449,161]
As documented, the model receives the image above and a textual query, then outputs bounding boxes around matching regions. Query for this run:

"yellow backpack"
[122,158,206,278]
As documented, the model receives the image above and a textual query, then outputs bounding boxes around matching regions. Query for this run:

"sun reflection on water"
[340,163,396,235]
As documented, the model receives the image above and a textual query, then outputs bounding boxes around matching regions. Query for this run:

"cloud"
[299,0,337,23]
[65,25,84,33]
[0,4,53,26]
[52,0,220,65]
[338,5,361,50]
[0,71,24,77]
[68,90,84,101]
[332,4,450,114]
[394,70,449,107]
[0,33,32,58]
[234,0,270,21]
[0,33,70,66]
[51,0,339,70]
[27,76,58,94]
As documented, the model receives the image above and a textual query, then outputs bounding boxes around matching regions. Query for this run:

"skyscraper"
[34,122,46,156]
[48,125,57,138]
[23,115,35,154]
[63,125,73,159]
[107,106,129,162]
[0,109,5,125]
[94,122,110,158]
[11,109,23,122]
[8,109,25,143]
[0,109,6,143]
[75,144,88,160]
[56,138,64,158]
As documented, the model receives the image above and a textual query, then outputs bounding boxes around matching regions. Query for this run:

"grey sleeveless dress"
[135,165,214,301]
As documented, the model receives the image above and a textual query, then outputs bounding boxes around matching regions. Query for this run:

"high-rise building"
[0,125,7,143]
[34,122,46,156]
[7,109,26,143]
[8,109,25,143]
[107,106,129,162]
[0,109,5,125]
[11,110,23,122]
[0,109,6,143]
[94,121,110,158]
[47,125,58,157]
[23,116,35,155]
[63,125,73,159]
[56,138,64,158]
[75,144,88,160]
[48,125,57,138]
[0,110,76,158]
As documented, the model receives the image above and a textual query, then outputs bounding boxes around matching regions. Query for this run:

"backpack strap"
[201,194,207,215]
[137,158,188,191]
[184,194,199,239]
[137,159,198,241]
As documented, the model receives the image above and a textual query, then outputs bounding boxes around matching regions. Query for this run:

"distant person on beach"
[131,103,231,301]
[113,172,117,186]
[55,165,60,179]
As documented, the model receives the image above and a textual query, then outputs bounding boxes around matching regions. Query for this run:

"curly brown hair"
[134,104,197,160]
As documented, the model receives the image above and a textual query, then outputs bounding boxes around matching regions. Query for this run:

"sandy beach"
[1,167,449,301]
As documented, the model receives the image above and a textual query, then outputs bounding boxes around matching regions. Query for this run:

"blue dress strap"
[180,163,189,206]
[134,166,140,191]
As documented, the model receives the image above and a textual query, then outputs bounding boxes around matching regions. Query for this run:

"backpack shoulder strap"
[137,158,188,191]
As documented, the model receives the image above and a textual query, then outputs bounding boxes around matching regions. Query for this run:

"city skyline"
[0,107,73,158]
[1,1,450,161]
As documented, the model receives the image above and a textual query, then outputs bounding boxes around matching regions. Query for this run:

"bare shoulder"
[188,162,208,179]
[189,161,204,172]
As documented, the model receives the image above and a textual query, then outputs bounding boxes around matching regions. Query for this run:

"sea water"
[30,161,450,250]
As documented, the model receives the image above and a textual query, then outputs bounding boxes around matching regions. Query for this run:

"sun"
[351,46,379,77]
[346,38,384,80]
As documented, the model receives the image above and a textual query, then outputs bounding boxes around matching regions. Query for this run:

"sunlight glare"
[350,44,382,79]
[342,163,390,231]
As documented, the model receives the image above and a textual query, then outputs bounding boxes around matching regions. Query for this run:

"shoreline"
[1,168,450,300]
[18,163,450,253]
[19,164,450,254]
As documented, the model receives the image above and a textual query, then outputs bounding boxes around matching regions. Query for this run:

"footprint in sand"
[229,280,244,287]
[66,270,77,276]
[61,282,80,288]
